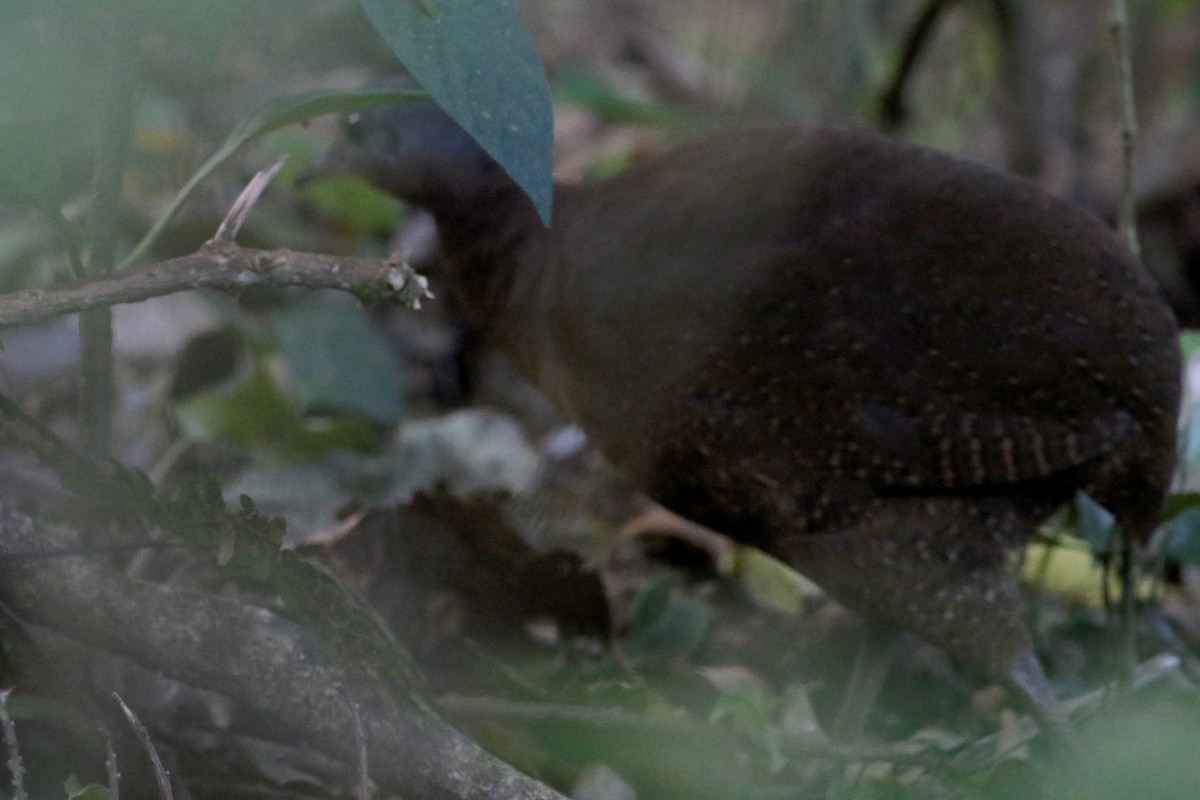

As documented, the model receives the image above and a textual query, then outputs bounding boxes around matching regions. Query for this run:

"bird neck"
[430,179,544,335]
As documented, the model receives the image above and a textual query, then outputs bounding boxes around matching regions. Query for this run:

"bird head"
[299,77,505,210]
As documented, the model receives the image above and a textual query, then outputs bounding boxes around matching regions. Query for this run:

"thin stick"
[1111,0,1141,261]
[212,156,288,243]
[349,695,373,800]
[0,689,28,800]
[1110,0,1142,688]
[80,15,139,459]
[102,726,122,800]
[114,693,174,800]
[877,0,955,129]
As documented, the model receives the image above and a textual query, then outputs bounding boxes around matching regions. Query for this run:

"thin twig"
[113,693,174,800]
[1110,0,1142,687]
[349,694,373,800]
[0,689,28,800]
[80,15,139,459]
[212,156,288,243]
[877,0,955,129]
[102,726,122,800]
[1111,0,1141,261]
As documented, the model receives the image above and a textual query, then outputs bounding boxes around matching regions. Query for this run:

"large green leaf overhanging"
[357,0,554,224]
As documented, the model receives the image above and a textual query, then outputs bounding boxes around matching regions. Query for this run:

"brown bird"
[303,96,1181,741]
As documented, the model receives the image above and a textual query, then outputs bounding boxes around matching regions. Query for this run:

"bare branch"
[0,157,432,329]
[0,241,431,329]
[0,507,567,800]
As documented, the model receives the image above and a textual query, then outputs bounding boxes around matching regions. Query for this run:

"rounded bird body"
[306,98,1182,738]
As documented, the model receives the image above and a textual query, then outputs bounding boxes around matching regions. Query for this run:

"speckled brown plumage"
[306,103,1182,738]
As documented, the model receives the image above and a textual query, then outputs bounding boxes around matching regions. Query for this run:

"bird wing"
[841,404,1139,490]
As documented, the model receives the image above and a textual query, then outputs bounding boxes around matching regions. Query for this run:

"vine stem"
[80,13,139,458]
[1111,0,1141,260]
[1109,0,1140,687]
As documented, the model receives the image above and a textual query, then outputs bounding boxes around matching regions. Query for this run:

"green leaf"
[175,369,293,445]
[175,369,377,458]
[625,599,709,661]
[297,175,403,238]
[273,300,404,425]
[630,573,675,632]
[735,547,820,615]
[356,0,553,223]
[1075,490,1117,554]
[1181,403,1200,466]
[121,87,424,269]
[1160,507,1200,565]
[625,574,710,660]
[1161,491,1200,520]
[556,69,702,130]
[65,776,110,800]
[1180,330,1200,360]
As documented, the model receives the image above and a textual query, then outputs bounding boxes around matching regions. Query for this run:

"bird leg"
[782,495,1075,744]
